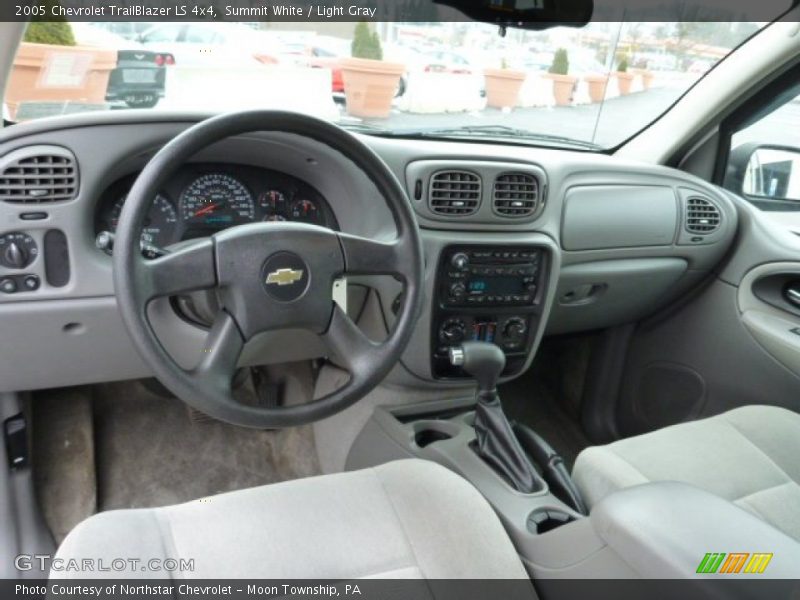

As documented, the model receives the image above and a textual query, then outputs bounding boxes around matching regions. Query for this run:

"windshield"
[5,20,766,149]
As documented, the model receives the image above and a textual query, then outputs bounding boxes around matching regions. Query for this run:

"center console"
[432,245,550,379]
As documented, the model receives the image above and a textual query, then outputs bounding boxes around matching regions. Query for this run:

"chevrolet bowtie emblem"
[265,268,304,286]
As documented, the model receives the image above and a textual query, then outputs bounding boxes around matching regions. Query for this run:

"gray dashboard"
[0,112,737,393]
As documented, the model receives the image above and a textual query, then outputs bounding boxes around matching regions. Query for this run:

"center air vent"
[685,197,721,234]
[428,170,481,215]
[0,147,78,204]
[493,173,539,217]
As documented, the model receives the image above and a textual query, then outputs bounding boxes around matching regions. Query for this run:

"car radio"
[440,247,541,307]
[432,245,548,379]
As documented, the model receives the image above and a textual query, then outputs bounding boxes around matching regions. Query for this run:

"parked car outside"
[291,36,352,95]
[138,22,283,68]
[72,23,171,109]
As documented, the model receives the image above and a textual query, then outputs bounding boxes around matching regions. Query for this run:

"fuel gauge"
[290,198,320,224]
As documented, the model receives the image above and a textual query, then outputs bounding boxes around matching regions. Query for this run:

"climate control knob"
[450,252,469,271]
[440,318,467,344]
[502,317,527,343]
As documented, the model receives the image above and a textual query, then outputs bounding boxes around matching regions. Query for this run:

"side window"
[141,25,183,44]
[725,90,800,210]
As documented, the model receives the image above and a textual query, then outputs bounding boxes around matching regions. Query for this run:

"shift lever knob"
[449,341,505,393]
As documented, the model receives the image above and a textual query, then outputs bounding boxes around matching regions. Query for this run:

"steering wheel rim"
[113,111,424,428]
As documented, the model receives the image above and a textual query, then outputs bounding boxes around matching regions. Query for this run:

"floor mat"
[92,380,320,511]
[499,338,592,469]
[32,387,97,545]
[33,377,321,542]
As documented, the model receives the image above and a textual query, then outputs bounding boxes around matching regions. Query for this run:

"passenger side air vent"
[493,173,539,217]
[0,147,78,204]
[428,170,481,215]
[685,197,721,234]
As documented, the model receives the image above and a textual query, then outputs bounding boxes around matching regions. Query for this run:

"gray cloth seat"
[54,459,531,580]
[573,405,800,541]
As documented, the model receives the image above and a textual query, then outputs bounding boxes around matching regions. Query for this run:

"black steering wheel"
[113,111,424,428]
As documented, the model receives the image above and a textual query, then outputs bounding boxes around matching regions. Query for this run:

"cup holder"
[412,420,458,448]
[527,508,576,534]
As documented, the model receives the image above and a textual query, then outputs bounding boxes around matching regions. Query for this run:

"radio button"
[448,281,466,299]
[450,252,470,271]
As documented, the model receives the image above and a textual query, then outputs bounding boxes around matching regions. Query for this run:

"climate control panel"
[432,244,549,379]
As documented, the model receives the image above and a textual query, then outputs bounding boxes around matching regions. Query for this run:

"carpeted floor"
[32,337,593,545]
[499,336,593,469]
[92,380,320,511]
[33,374,320,544]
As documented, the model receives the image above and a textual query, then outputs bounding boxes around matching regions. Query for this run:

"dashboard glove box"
[562,185,678,251]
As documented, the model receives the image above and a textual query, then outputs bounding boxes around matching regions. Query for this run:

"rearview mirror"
[726,144,800,206]
[434,0,593,30]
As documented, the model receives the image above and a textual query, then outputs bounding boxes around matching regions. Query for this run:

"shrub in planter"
[8,20,116,120]
[484,58,527,109]
[341,22,404,119]
[614,55,635,96]
[545,48,577,106]
[24,21,76,46]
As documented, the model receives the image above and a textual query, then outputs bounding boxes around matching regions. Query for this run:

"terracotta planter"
[583,74,608,103]
[483,68,526,109]
[640,70,654,90]
[340,57,405,119]
[614,71,635,96]
[546,73,578,106]
[6,42,116,119]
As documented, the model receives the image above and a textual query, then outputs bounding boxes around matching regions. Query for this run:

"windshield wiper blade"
[339,121,394,135]
[397,125,601,150]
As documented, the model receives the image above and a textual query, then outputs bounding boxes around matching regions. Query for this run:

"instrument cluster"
[95,164,336,248]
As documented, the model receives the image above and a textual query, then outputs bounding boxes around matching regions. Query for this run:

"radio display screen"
[468,277,524,295]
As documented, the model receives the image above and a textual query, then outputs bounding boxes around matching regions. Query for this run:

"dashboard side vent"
[428,170,481,215]
[685,197,721,234]
[493,172,539,217]
[0,148,78,204]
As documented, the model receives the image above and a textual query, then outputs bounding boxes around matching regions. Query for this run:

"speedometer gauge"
[181,174,254,229]
[109,194,177,248]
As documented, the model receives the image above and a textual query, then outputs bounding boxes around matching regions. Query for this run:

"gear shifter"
[450,341,541,493]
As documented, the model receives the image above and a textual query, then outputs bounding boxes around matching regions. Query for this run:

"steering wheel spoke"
[323,304,379,374]
[191,310,245,391]
[139,238,217,300]
[338,232,404,277]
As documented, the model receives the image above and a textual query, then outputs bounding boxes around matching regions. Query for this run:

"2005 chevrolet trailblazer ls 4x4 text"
[1,1,800,598]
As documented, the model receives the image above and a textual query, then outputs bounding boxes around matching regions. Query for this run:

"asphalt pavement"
[365,87,687,148]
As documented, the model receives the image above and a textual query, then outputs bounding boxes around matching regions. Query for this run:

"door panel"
[739,262,800,378]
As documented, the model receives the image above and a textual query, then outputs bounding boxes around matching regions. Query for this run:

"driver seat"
[53,459,532,581]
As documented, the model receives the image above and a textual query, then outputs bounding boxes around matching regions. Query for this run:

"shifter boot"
[473,393,543,493]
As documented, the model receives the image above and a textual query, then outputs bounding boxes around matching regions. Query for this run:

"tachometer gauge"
[181,174,254,229]
[109,194,178,248]
[290,198,321,224]
[259,190,288,222]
